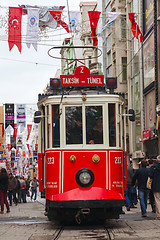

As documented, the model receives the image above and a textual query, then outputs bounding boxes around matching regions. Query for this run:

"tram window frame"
[65,106,83,145]
[47,105,50,149]
[52,105,60,148]
[108,103,116,147]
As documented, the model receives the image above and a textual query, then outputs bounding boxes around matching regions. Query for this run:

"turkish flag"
[8,7,22,52]
[35,144,38,151]
[88,11,101,46]
[13,123,17,140]
[128,13,143,42]
[27,124,32,141]
[49,10,69,33]
[8,144,11,151]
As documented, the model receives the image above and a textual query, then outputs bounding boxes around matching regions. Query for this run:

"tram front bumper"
[49,187,125,208]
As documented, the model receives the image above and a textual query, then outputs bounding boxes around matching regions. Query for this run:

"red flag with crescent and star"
[128,13,143,42]
[49,10,69,33]
[88,11,101,46]
[8,7,22,53]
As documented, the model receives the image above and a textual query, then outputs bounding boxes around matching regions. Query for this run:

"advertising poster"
[143,33,154,89]
[16,104,26,132]
[143,0,154,35]
[145,89,156,129]
[5,104,14,129]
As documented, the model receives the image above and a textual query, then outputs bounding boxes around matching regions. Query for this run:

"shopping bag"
[146,177,152,189]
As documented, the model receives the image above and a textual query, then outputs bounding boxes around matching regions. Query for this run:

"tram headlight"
[75,168,94,187]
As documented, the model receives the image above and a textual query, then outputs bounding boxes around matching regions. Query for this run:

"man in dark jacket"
[132,160,149,217]
[125,165,134,211]
[149,156,160,220]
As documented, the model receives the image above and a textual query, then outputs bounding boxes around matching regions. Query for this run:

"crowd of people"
[125,156,160,220]
[0,168,38,214]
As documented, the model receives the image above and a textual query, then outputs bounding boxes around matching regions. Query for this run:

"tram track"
[50,223,114,240]
[51,225,64,240]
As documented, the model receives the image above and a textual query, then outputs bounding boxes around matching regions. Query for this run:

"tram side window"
[66,106,82,144]
[86,106,103,144]
[52,105,60,148]
[108,104,116,147]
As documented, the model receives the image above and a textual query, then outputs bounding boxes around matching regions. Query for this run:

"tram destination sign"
[60,74,104,87]
[60,66,104,87]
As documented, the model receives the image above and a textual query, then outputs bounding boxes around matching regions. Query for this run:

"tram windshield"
[65,104,116,146]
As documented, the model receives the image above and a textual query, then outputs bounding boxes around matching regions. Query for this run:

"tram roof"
[37,88,125,106]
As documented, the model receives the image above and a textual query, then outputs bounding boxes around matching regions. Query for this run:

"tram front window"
[86,106,103,144]
[66,106,83,144]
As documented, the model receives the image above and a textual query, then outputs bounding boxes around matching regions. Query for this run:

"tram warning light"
[50,78,61,90]
[106,77,117,89]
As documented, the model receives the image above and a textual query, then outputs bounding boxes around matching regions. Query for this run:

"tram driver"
[88,116,103,144]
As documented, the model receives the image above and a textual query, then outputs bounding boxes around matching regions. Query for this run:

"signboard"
[142,128,151,141]
[132,151,146,159]
[60,66,104,87]
[143,0,154,36]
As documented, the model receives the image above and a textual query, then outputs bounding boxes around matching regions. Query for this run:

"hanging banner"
[13,123,18,140]
[88,11,101,46]
[49,10,69,33]
[5,104,14,130]
[16,104,26,133]
[27,124,32,141]
[26,8,39,51]
[8,7,22,53]
[69,11,80,32]
[16,135,23,148]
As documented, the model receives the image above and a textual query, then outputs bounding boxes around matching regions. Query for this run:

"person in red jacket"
[19,176,27,203]
[0,168,10,214]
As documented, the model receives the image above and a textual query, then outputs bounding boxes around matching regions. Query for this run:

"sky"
[0,0,95,105]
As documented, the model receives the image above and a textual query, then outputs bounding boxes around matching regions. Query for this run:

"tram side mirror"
[34,111,42,123]
[128,109,135,122]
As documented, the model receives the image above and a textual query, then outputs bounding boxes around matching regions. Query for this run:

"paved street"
[0,194,160,240]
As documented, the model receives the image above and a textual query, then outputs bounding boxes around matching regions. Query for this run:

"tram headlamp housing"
[75,168,94,187]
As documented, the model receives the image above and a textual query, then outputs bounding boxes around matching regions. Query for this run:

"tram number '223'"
[47,157,55,165]
[115,157,122,164]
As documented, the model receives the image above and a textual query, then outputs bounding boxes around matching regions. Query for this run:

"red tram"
[34,66,132,223]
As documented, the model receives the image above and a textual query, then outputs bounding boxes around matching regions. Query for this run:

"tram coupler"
[75,208,90,224]
[81,208,90,215]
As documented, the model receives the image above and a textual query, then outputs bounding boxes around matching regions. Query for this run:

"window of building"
[122,57,127,82]
[121,15,126,39]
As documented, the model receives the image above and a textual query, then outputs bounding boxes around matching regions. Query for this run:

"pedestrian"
[0,168,10,214]
[30,177,38,201]
[149,155,160,220]
[8,173,18,206]
[147,159,156,213]
[25,176,30,199]
[132,159,149,217]
[15,176,21,203]
[125,164,134,211]
[19,176,27,203]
